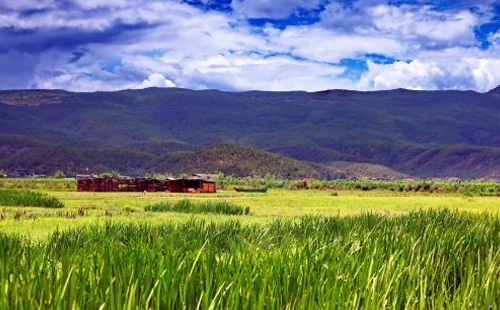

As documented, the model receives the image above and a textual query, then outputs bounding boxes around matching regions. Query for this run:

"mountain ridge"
[2,84,498,105]
[488,85,500,95]
[1,86,500,179]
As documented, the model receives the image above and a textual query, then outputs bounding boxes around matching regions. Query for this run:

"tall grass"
[145,200,251,215]
[0,178,75,191]
[1,210,500,309]
[0,189,64,208]
[214,174,500,196]
[1,177,499,197]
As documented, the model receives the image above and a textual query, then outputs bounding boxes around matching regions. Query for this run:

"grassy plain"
[2,184,500,309]
[3,210,500,309]
[0,188,499,239]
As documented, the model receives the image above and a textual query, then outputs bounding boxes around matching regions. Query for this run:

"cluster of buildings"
[76,175,217,193]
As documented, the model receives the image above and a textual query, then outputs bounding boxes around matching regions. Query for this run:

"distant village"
[76,174,217,193]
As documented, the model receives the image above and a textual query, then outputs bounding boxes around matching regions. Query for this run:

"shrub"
[0,189,64,208]
[0,178,75,190]
[53,170,66,179]
[290,180,308,190]
[145,200,250,215]
[99,171,120,178]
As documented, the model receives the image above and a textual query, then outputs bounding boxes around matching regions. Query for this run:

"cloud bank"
[0,0,499,92]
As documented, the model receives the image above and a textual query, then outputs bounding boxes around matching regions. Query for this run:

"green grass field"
[1,189,499,239]
[1,182,500,309]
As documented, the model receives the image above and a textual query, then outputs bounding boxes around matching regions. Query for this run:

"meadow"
[1,179,500,309]
[2,188,500,239]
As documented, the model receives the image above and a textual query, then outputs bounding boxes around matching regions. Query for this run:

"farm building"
[135,178,168,192]
[167,178,217,193]
[77,176,167,192]
[77,176,120,192]
[76,176,215,193]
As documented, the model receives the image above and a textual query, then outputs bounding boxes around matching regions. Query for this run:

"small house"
[167,178,217,193]
[77,177,120,192]
[136,178,168,192]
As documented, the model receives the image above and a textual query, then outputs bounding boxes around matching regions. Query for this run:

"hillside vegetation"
[166,144,318,179]
[2,87,500,179]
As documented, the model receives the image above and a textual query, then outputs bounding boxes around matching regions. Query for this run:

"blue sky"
[1,0,500,92]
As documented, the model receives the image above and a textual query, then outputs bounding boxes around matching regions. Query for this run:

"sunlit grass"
[1,210,500,309]
[1,189,499,240]
[145,199,251,215]
[0,189,64,208]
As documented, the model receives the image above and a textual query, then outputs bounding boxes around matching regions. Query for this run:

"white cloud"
[272,26,406,63]
[319,2,367,30]
[172,53,346,91]
[1,0,499,93]
[136,73,176,89]
[321,2,479,47]
[489,31,500,45]
[69,0,129,10]
[0,0,53,11]
[370,5,477,45]
[359,52,500,92]
[231,0,324,19]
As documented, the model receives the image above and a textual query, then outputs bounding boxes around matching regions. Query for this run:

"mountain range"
[1,86,500,179]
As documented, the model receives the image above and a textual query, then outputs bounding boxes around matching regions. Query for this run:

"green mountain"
[1,87,500,179]
[156,144,317,179]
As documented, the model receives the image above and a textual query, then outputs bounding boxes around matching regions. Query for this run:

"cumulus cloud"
[170,53,346,91]
[0,0,499,92]
[272,27,405,63]
[319,2,367,30]
[489,31,500,45]
[0,0,53,11]
[370,5,477,45]
[231,0,324,18]
[321,2,479,47]
[136,73,176,88]
[69,0,129,10]
[359,47,500,92]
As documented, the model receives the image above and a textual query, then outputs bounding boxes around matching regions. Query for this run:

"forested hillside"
[1,86,500,179]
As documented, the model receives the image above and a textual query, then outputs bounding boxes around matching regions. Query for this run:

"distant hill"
[314,161,411,181]
[164,144,318,179]
[489,86,500,94]
[0,138,315,178]
[1,86,500,179]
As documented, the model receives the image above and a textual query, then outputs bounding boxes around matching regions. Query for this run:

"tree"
[99,171,121,178]
[213,172,226,185]
[53,170,66,178]
[0,170,6,178]
[264,172,274,181]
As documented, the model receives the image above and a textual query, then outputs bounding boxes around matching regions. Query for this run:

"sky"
[1,0,500,92]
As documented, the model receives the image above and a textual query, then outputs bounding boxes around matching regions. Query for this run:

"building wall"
[201,182,217,193]
[78,178,215,193]
[167,180,217,193]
